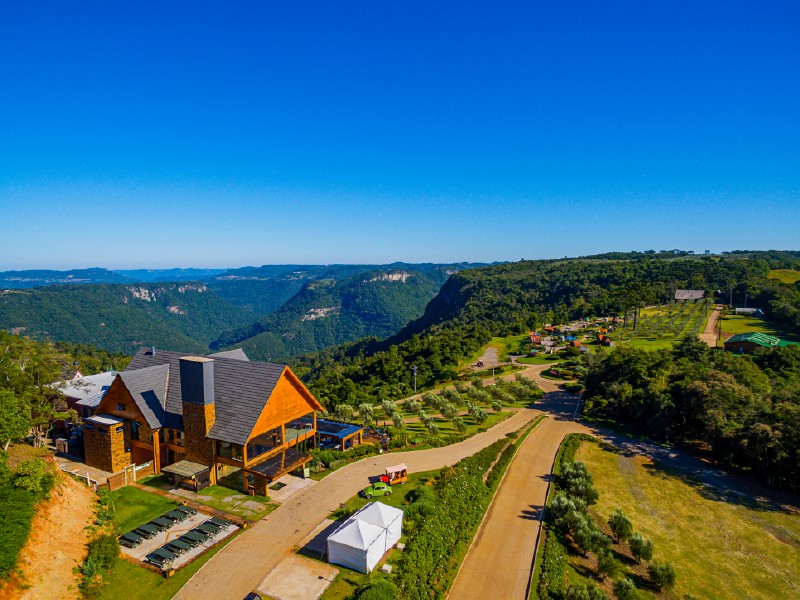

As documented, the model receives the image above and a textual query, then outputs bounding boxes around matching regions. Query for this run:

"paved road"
[175,406,542,600]
[449,391,587,600]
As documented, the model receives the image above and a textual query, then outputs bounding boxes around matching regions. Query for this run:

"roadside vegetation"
[0,450,57,583]
[576,439,800,599]
[583,336,800,491]
[319,418,546,600]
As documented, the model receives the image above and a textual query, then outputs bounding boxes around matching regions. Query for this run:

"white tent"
[326,501,405,573]
[352,502,403,552]
[326,519,387,573]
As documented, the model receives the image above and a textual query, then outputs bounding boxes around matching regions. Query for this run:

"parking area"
[120,512,239,571]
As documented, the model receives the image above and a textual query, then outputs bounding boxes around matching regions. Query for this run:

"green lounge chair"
[196,523,219,537]
[153,546,178,563]
[164,510,188,523]
[175,505,198,516]
[166,539,192,554]
[178,533,203,548]
[209,517,232,529]
[135,524,160,539]
[185,530,211,543]
[119,531,143,548]
[151,517,174,530]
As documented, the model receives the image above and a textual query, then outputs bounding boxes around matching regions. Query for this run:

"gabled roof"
[208,348,250,361]
[723,332,780,347]
[675,289,705,300]
[352,502,403,530]
[327,518,385,551]
[124,348,295,445]
[54,371,118,401]
[118,364,170,429]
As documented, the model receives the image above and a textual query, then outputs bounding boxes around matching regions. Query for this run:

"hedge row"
[396,438,509,599]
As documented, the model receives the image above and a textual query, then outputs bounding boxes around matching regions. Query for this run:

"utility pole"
[411,365,418,394]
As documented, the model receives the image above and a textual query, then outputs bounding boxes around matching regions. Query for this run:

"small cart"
[380,463,408,486]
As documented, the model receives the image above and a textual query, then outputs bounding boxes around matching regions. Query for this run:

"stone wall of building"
[84,422,130,473]
[182,402,217,484]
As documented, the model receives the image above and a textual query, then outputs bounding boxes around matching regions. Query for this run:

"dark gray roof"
[119,365,169,430]
[208,348,249,361]
[125,348,288,445]
[674,289,705,300]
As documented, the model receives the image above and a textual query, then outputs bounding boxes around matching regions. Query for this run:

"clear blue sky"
[1,1,798,269]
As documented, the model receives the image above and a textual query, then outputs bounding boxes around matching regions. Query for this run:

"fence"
[104,461,155,491]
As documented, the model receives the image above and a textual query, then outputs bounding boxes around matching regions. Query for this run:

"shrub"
[538,532,567,599]
[612,577,639,600]
[608,509,633,542]
[648,561,676,590]
[356,578,398,600]
[14,458,46,492]
[86,534,119,571]
[596,549,620,579]
[566,582,609,600]
[629,533,654,563]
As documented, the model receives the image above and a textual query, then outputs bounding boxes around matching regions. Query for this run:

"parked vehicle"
[379,463,408,486]
[362,481,392,499]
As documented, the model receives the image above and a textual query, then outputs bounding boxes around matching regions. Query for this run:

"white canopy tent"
[326,501,404,573]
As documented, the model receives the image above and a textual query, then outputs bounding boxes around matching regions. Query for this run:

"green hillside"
[207,262,480,316]
[0,268,132,289]
[296,250,800,406]
[213,269,443,361]
[0,283,253,354]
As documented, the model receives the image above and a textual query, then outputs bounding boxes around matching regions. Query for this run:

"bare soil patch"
[5,474,95,600]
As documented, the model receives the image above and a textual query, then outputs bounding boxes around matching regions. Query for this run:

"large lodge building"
[83,347,323,495]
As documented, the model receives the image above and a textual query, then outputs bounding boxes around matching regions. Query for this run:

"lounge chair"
[178,533,203,548]
[146,554,168,569]
[118,531,144,548]
[185,530,211,544]
[195,523,220,537]
[209,517,232,529]
[153,546,178,563]
[164,510,188,523]
[151,517,174,531]
[166,539,192,555]
[175,505,198,516]
[135,524,160,539]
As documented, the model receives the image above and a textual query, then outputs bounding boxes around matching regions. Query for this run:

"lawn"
[140,474,277,520]
[575,440,800,599]
[767,269,800,284]
[517,354,563,365]
[319,469,442,600]
[98,532,241,600]
[716,313,796,341]
[110,485,179,533]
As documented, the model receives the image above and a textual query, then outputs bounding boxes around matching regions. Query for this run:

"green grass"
[576,440,800,599]
[140,474,277,520]
[718,313,786,338]
[110,485,179,533]
[98,531,241,600]
[517,354,563,365]
[768,269,800,284]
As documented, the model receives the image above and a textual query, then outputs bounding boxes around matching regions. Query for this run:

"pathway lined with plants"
[699,303,722,347]
[449,391,587,600]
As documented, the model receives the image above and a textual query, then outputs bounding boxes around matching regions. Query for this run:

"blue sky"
[1,1,798,269]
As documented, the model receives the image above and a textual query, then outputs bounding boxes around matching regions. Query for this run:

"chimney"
[179,356,215,405]
[151,346,156,356]
[179,356,216,480]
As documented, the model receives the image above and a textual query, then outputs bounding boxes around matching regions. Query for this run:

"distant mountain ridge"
[212,268,450,360]
[0,268,132,288]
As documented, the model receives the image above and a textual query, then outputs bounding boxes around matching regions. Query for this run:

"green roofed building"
[723,332,781,353]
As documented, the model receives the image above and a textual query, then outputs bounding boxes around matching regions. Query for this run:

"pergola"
[161,460,212,492]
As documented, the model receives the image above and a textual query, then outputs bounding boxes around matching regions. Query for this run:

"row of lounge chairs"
[145,518,233,570]
[118,504,198,548]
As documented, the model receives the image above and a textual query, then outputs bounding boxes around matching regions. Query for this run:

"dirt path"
[175,407,542,600]
[8,475,95,600]
[700,304,723,347]
[450,392,588,600]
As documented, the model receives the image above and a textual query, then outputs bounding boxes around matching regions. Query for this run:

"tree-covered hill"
[295,251,800,406]
[212,269,445,361]
[0,268,133,289]
[207,262,483,316]
[0,283,254,354]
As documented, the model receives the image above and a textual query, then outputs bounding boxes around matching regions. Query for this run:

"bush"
[608,509,633,542]
[86,534,119,571]
[648,561,677,590]
[566,582,608,600]
[538,531,567,599]
[612,577,639,600]
[14,458,46,492]
[629,533,654,563]
[356,578,398,600]
[596,549,620,579]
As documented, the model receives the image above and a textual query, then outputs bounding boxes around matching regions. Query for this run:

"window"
[131,421,139,440]
[116,404,126,411]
